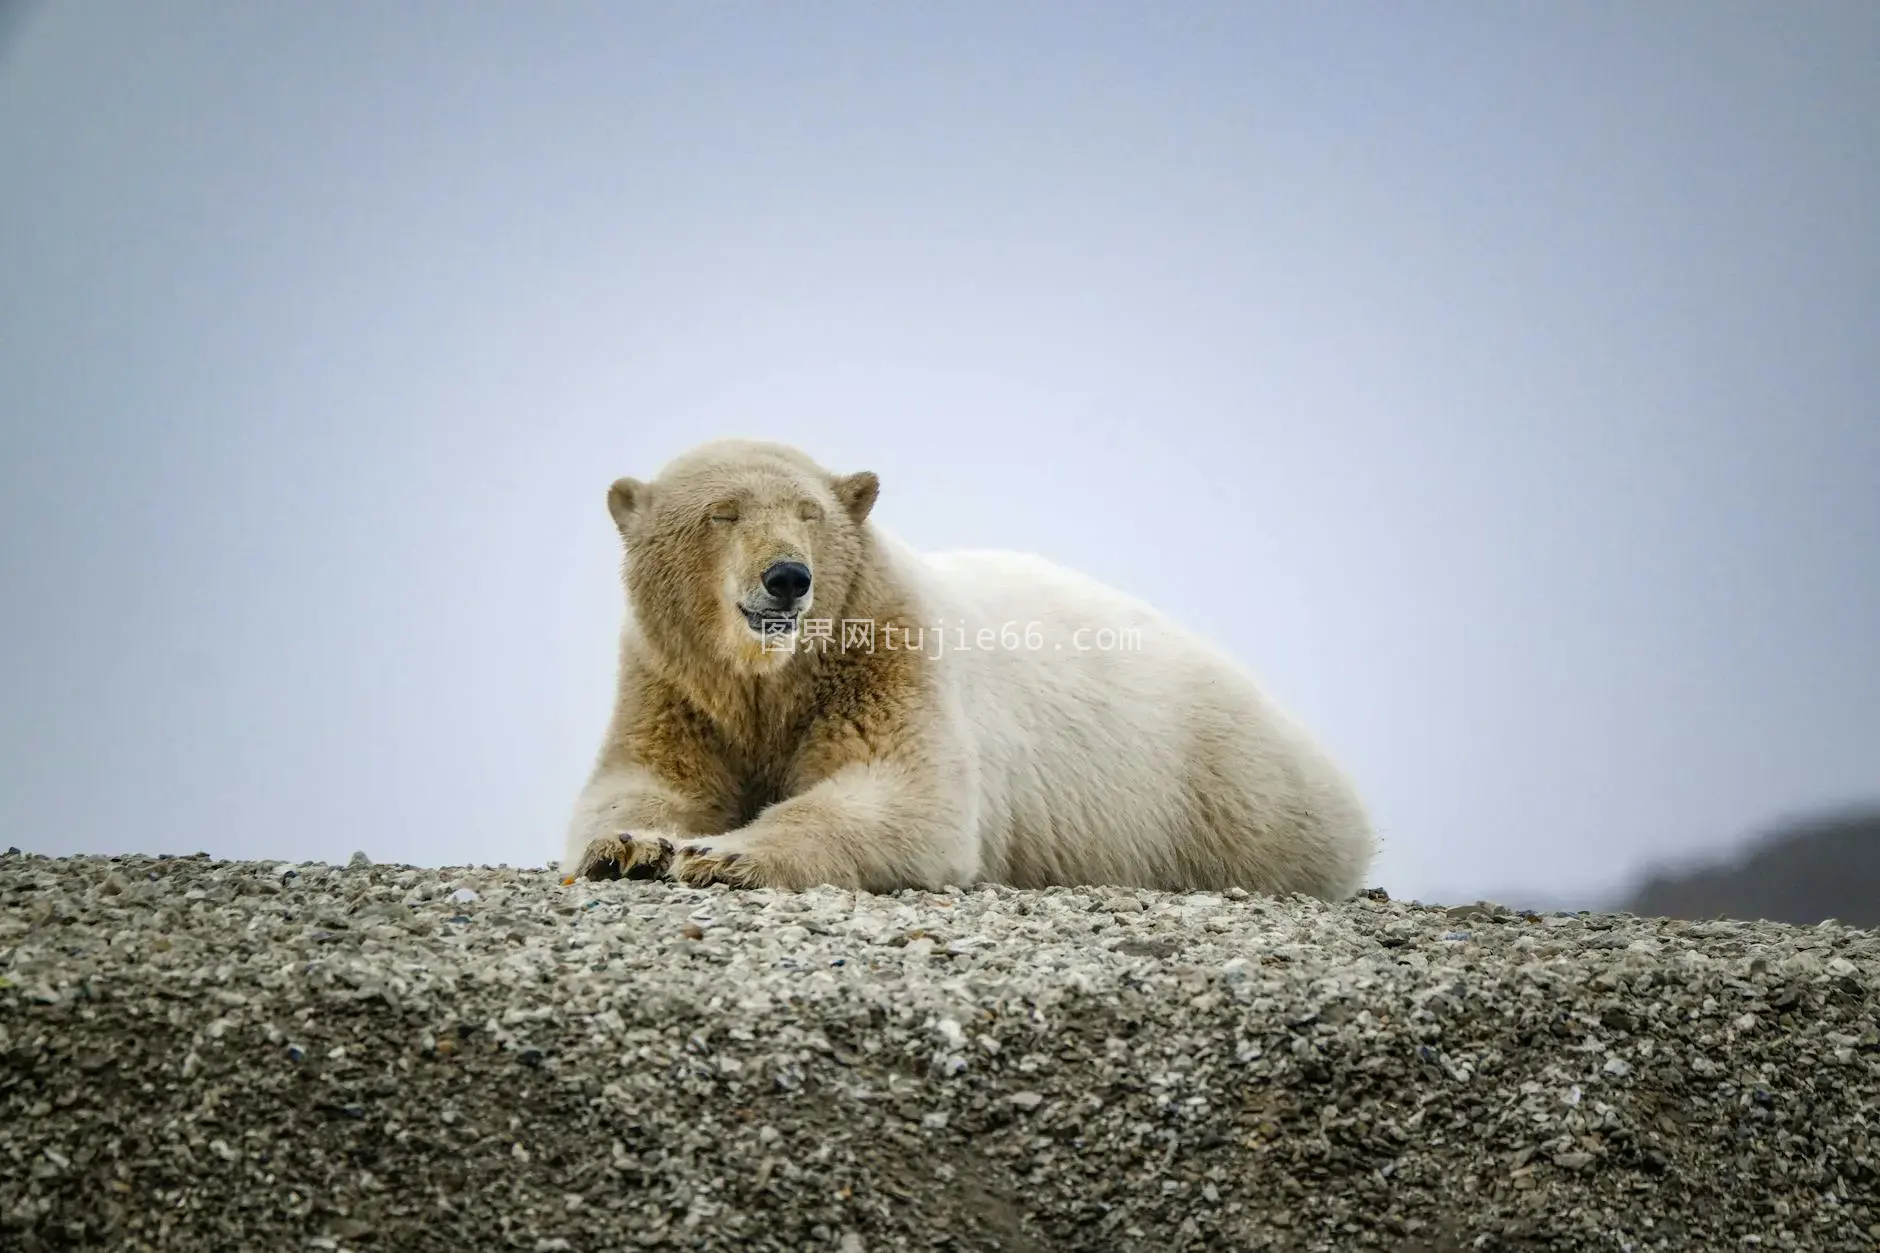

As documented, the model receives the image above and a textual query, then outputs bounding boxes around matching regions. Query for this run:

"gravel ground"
[2,849,1877,1253]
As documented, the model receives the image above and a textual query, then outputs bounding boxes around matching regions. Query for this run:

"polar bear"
[560,439,1376,899]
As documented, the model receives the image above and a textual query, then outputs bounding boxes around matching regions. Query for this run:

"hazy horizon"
[2,3,1876,903]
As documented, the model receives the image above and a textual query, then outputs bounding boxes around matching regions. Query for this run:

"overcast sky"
[1,2,1875,904]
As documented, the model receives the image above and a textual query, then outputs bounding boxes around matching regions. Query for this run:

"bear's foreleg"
[669,760,975,893]
[560,768,723,884]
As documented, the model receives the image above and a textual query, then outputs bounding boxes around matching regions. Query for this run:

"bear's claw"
[673,846,758,888]
[570,834,673,882]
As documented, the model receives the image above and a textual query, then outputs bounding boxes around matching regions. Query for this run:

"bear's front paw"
[671,840,765,889]
[563,833,675,884]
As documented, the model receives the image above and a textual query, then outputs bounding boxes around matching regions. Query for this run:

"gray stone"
[1,847,1876,1252]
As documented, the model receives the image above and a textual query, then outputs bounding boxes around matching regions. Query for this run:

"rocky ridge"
[2,849,1877,1251]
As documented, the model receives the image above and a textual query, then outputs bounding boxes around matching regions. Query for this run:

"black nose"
[761,560,812,602]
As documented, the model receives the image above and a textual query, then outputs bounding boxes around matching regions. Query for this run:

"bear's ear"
[832,471,880,523]
[606,477,648,533]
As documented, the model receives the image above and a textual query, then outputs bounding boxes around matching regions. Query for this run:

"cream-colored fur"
[561,439,1376,899]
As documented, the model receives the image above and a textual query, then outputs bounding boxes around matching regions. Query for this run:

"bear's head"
[605,440,880,676]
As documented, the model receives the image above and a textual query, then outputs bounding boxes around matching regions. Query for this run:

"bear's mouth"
[740,605,803,638]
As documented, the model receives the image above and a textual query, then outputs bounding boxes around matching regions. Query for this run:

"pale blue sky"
[1,2,1875,903]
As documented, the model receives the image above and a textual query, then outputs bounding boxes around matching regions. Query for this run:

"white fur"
[862,531,1376,897]
[563,462,1376,899]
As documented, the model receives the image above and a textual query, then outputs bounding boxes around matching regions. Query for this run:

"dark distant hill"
[1619,804,1880,928]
